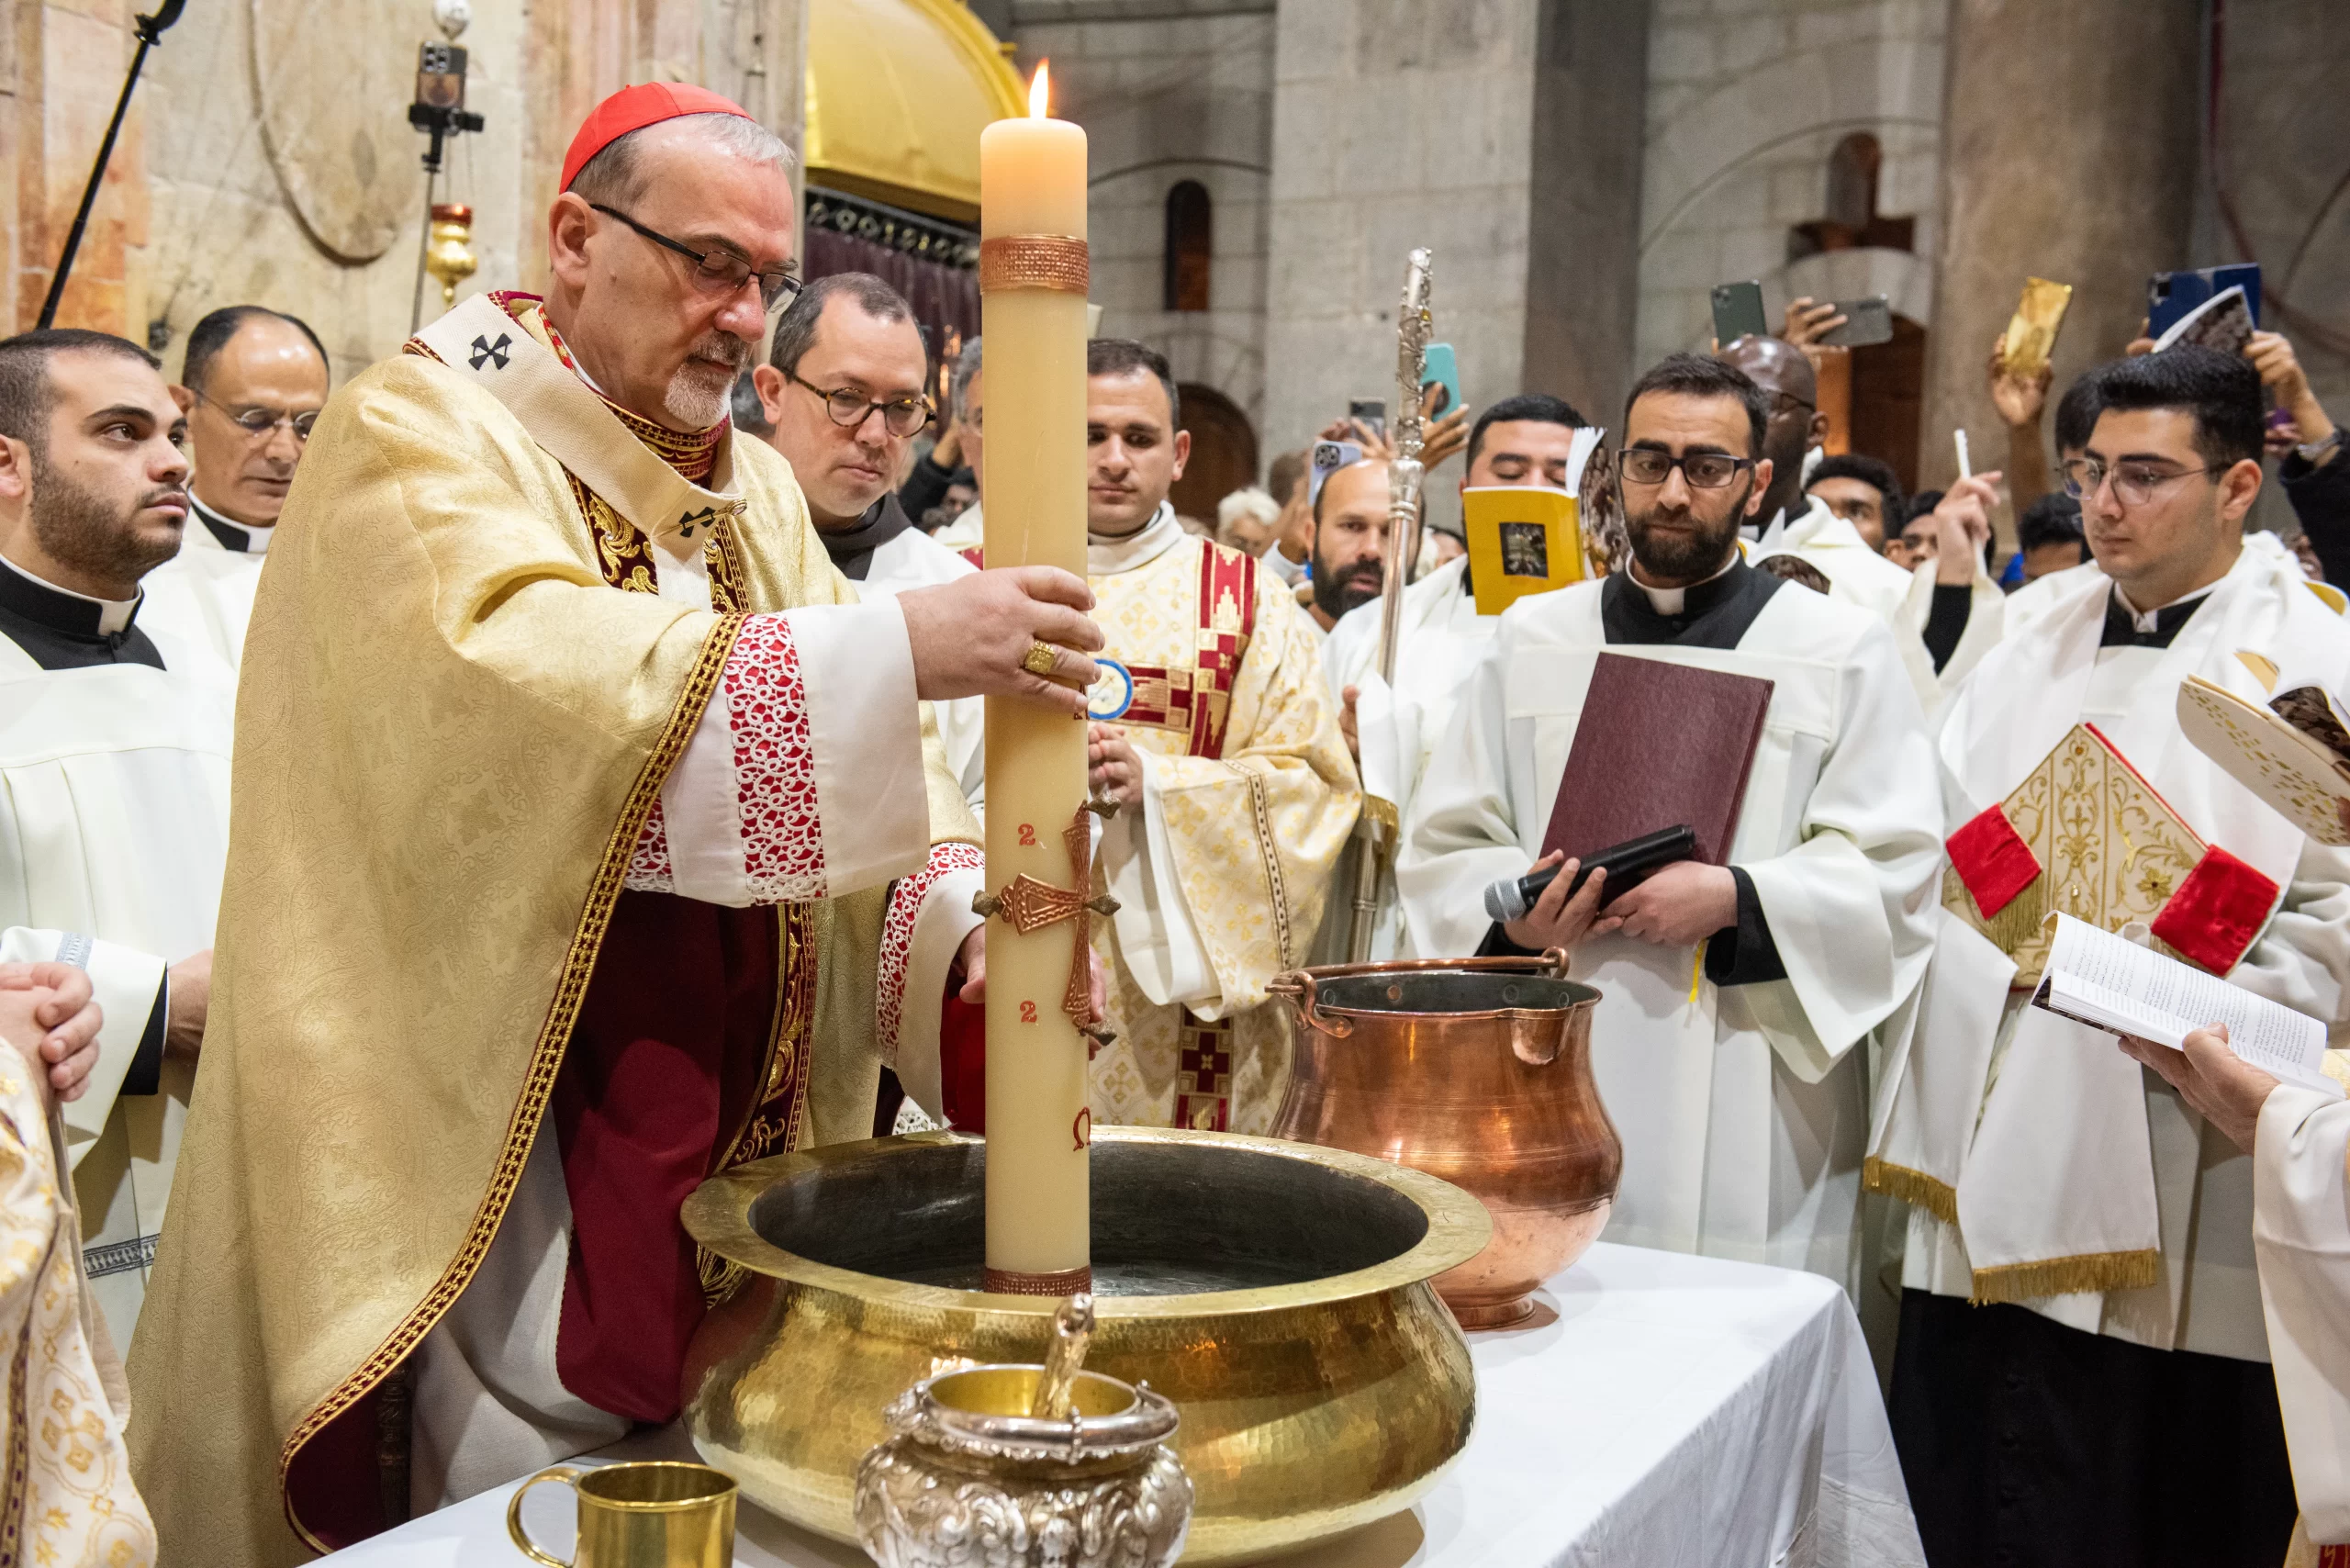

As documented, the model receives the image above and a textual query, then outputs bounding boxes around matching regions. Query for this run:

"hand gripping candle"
[978,62,1093,1294]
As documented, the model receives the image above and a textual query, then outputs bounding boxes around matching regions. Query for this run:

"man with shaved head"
[129,85,1104,1558]
[1721,334,1938,703]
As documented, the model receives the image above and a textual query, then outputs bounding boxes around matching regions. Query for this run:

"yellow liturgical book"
[1942,723,2219,986]
[1464,486,1585,616]
[2178,673,2350,847]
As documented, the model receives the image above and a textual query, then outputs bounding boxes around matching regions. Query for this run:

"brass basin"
[679,1126,1488,1565]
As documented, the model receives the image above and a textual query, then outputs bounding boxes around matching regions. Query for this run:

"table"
[327,1242,1925,1568]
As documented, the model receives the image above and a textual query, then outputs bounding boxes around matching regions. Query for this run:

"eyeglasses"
[1769,391,1815,419]
[2060,457,2229,509]
[589,204,802,310]
[1616,448,1752,488]
[193,386,318,442]
[784,368,934,437]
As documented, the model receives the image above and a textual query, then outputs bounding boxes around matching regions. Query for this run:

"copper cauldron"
[1268,952,1620,1328]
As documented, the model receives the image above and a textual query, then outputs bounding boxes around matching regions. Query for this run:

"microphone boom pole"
[35,0,186,330]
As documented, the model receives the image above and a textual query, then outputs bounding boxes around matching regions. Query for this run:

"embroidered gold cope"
[1087,521,1357,1133]
[0,1047,155,1565]
[124,296,973,1563]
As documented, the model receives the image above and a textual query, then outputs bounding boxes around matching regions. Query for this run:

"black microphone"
[1483,823,1699,924]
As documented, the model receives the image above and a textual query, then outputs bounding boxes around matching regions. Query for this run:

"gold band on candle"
[985,1264,1095,1297]
[979,235,1091,296]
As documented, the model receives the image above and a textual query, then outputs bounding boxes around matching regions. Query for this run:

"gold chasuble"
[1087,508,1356,1132]
[126,295,978,1562]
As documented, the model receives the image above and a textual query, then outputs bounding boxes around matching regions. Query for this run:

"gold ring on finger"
[1023,639,1061,678]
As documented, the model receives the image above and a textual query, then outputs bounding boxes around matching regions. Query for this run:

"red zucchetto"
[560,82,754,192]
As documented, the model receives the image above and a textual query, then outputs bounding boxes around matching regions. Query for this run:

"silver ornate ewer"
[854,1297,1192,1568]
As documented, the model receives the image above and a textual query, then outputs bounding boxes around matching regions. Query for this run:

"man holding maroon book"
[1398,353,1942,1299]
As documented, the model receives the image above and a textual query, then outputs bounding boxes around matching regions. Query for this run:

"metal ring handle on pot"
[506,1466,585,1567]
[1264,970,1353,1037]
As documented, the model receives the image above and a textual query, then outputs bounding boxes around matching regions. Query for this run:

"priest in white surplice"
[0,328,232,1350]
[752,272,982,811]
[140,306,329,669]
[1399,353,1941,1288]
[1320,394,1596,960]
[1873,346,2350,1567]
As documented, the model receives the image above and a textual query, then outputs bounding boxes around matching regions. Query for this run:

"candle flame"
[1029,60,1051,118]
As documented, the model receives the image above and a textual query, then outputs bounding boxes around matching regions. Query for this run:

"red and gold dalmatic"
[125,292,981,1565]
[1084,513,1358,1134]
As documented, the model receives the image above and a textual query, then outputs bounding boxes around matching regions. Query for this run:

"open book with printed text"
[2031,913,2340,1097]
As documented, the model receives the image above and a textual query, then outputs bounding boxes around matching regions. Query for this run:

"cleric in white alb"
[1400,353,1941,1291]
[0,327,231,1350]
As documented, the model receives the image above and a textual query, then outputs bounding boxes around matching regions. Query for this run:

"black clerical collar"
[1600,554,1782,650]
[2098,582,2217,650]
[190,490,272,554]
[814,493,915,583]
[0,552,162,670]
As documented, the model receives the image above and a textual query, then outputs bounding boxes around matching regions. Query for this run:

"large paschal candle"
[978,63,1091,1294]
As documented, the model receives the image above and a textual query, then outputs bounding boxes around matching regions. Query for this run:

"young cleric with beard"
[1399,353,1942,1294]
[0,330,214,1348]
[1080,338,1358,1134]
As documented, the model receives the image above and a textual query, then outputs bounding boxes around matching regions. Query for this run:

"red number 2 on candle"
[1019,1000,1038,1024]
[1018,822,1037,846]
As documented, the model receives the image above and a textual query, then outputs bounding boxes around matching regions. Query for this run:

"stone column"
[1523,0,1650,427]
[1261,0,1647,528]
[8,0,150,334]
[1919,0,2202,497]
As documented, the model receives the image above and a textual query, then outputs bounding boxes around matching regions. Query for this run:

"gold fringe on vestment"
[1860,1156,1958,1227]
[1967,1248,2160,1306]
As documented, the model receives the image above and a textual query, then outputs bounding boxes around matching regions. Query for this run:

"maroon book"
[1539,653,1775,868]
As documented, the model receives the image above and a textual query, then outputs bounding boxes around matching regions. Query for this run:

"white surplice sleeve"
[1396,638,1531,961]
[0,927,163,1170]
[622,601,930,904]
[1736,619,1943,1081]
[875,841,985,1118]
[2256,1082,2350,1544]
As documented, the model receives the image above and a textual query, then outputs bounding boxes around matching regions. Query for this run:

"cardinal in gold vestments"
[125,88,1102,1562]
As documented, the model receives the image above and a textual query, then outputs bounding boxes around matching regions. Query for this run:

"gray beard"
[664,332,752,429]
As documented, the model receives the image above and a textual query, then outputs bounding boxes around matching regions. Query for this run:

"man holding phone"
[1721,334,1938,703]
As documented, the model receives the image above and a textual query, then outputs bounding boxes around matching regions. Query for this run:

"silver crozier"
[1344,248,1433,961]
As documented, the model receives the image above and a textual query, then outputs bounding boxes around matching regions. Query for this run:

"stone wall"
[1006,0,1276,434]
[1632,0,1946,373]
[8,0,802,386]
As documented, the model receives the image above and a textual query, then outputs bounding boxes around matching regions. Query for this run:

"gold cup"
[506,1462,737,1568]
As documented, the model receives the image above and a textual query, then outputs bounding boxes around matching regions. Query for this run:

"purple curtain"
[802,197,979,362]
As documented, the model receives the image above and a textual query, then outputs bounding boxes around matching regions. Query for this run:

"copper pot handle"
[1265,971,1354,1038]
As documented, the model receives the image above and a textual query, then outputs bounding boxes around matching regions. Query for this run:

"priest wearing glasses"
[141,305,330,668]
[127,84,1101,1561]
[1400,353,1942,1309]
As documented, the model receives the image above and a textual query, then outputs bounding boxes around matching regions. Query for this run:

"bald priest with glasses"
[1400,354,1942,1312]
[140,305,330,668]
[1871,345,2350,1567]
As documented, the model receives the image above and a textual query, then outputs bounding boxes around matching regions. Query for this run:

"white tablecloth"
[326,1242,1923,1568]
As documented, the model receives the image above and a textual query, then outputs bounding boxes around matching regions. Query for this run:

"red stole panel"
[552,892,782,1422]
